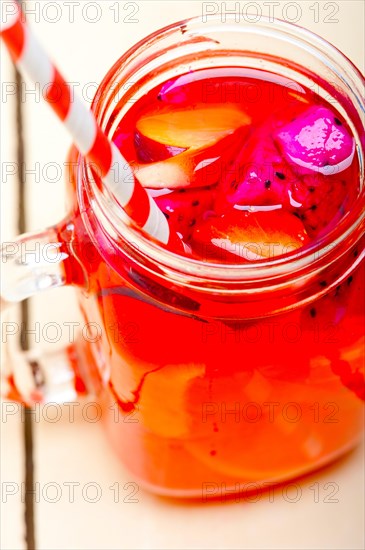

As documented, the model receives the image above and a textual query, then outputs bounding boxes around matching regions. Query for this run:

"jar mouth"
[84,14,365,285]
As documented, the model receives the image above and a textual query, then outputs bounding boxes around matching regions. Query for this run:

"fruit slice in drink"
[136,363,206,438]
[185,370,363,480]
[133,104,251,189]
[215,119,297,211]
[275,106,355,175]
[274,106,357,236]
[150,187,216,241]
[191,209,310,262]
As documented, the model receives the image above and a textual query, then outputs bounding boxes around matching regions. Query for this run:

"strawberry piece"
[150,187,215,241]
[191,209,310,263]
[275,106,355,175]
[215,121,298,212]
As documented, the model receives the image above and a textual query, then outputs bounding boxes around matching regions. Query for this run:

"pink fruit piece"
[287,165,354,236]
[275,106,355,174]
[215,120,298,212]
[149,187,216,242]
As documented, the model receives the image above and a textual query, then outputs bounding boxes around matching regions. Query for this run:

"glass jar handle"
[1,223,98,404]
[1,228,68,306]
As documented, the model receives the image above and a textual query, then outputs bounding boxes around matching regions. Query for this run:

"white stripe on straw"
[1,0,172,245]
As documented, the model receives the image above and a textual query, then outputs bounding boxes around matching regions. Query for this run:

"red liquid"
[115,68,359,259]
[63,68,364,496]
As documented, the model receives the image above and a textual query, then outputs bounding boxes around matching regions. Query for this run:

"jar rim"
[82,14,364,287]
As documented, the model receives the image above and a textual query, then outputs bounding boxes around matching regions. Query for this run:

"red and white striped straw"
[1,0,173,246]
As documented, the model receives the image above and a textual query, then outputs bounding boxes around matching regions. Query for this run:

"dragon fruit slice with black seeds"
[287,167,354,237]
[149,187,215,241]
[273,106,358,236]
[275,106,355,175]
[215,120,298,212]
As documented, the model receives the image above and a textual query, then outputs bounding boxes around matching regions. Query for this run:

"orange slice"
[133,104,251,189]
[136,104,250,148]
[192,209,310,262]
[137,363,205,438]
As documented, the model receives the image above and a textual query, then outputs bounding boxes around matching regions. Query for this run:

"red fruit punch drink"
[62,18,364,497]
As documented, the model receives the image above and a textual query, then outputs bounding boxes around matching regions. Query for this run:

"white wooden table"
[1,2,364,549]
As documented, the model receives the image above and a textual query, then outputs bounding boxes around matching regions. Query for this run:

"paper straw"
[1,1,173,246]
